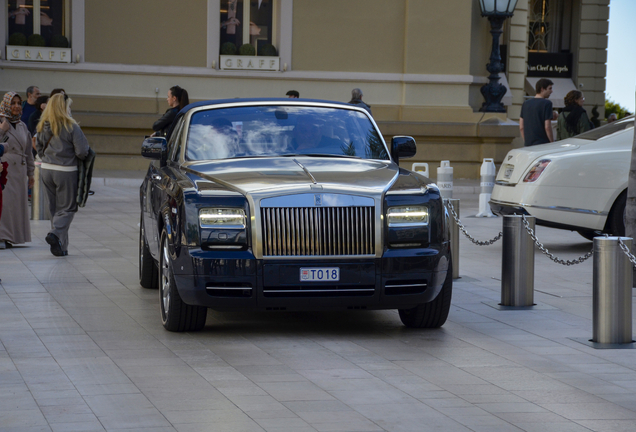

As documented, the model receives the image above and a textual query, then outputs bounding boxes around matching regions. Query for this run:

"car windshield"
[185,105,389,161]
[575,116,634,141]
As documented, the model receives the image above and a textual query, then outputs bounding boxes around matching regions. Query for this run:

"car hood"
[184,157,398,197]
[498,141,581,184]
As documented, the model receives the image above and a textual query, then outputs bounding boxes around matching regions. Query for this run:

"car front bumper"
[172,246,450,311]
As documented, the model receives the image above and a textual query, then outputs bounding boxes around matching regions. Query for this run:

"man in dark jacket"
[20,85,41,124]
[348,88,372,116]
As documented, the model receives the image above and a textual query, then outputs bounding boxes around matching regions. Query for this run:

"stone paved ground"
[0,181,635,432]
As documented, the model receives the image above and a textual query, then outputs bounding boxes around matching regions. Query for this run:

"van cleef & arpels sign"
[7,46,72,63]
[527,52,572,78]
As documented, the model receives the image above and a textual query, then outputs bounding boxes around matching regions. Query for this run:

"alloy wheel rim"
[161,242,170,315]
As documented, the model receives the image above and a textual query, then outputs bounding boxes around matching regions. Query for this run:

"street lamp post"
[478,0,519,113]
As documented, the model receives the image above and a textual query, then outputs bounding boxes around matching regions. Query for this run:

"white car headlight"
[387,206,429,227]
[199,208,246,229]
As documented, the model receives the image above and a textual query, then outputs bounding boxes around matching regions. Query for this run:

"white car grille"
[261,207,375,256]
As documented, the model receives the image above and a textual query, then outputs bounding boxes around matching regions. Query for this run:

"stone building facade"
[0,0,610,178]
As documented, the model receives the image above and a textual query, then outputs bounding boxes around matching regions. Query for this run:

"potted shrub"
[27,34,46,47]
[8,32,27,46]
[257,44,277,57]
[220,42,237,55]
[51,34,69,48]
[238,44,255,56]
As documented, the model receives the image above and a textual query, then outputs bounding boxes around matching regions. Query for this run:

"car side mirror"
[391,136,417,165]
[141,137,168,166]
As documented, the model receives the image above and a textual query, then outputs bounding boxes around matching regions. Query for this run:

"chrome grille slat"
[261,206,375,257]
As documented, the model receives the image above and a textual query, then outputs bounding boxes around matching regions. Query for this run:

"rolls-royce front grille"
[261,207,375,256]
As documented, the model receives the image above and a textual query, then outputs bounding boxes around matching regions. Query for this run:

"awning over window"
[525,77,577,108]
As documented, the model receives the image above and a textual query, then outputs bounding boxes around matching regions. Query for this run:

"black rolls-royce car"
[140,99,451,332]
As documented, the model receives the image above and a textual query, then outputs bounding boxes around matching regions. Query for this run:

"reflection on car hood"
[184,157,397,196]
[498,142,580,184]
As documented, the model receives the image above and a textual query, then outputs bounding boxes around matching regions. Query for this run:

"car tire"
[605,190,626,236]
[160,233,207,332]
[398,259,453,329]
[139,216,158,289]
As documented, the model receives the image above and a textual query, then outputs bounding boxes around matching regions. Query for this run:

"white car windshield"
[185,105,389,161]
[575,116,634,141]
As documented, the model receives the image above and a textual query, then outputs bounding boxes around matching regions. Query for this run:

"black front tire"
[139,216,158,289]
[399,259,453,328]
[605,190,626,236]
[160,233,207,332]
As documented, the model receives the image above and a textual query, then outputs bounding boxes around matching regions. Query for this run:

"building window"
[528,0,573,53]
[220,0,276,56]
[7,0,70,47]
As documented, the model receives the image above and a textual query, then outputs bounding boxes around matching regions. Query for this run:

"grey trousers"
[41,169,78,252]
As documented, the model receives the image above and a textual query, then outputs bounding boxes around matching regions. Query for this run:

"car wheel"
[139,216,158,289]
[399,259,453,328]
[606,190,626,236]
[159,233,207,332]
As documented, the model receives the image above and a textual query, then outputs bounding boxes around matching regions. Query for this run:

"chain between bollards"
[520,214,593,265]
[445,200,502,246]
[617,237,636,267]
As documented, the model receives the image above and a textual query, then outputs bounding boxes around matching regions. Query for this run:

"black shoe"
[88,190,95,195]
[45,233,65,257]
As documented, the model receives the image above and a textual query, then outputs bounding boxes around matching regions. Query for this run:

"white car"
[490,116,635,240]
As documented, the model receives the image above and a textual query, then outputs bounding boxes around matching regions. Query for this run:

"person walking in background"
[348,88,372,115]
[607,113,617,123]
[36,93,90,257]
[519,78,554,146]
[152,86,189,137]
[20,85,41,124]
[27,95,49,136]
[0,92,35,249]
[557,90,592,140]
[286,90,299,98]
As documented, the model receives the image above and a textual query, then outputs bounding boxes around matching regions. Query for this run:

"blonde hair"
[37,93,76,136]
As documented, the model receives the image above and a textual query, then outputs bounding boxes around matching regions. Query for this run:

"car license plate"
[300,267,340,282]
[504,165,514,179]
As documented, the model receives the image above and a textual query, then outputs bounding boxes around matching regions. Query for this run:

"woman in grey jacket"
[36,93,90,257]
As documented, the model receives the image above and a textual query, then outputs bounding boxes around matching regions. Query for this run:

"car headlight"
[199,208,246,228]
[387,206,429,227]
[523,159,551,183]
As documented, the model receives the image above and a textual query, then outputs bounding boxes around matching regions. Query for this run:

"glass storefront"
[220,0,275,56]
[7,0,68,47]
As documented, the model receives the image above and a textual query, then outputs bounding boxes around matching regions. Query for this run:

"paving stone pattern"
[0,183,635,431]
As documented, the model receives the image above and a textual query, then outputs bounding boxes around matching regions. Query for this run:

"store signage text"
[527,52,572,78]
[220,55,279,71]
[7,46,72,63]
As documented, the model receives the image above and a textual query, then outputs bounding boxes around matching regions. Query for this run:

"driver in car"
[291,117,340,153]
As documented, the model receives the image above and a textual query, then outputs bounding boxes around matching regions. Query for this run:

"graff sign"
[7,46,72,63]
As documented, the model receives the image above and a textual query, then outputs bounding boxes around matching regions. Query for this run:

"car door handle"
[152,174,162,181]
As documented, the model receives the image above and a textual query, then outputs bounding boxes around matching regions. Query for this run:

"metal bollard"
[475,158,496,217]
[411,163,429,178]
[437,161,453,199]
[592,237,633,344]
[30,163,50,221]
[446,198,460,279]
[501,215,535,306]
